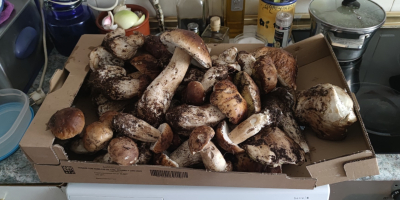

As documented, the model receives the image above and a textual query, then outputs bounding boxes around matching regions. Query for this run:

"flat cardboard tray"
[19,34,379,189]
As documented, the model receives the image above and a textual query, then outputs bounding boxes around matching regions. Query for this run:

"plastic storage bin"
[0,89,34,161]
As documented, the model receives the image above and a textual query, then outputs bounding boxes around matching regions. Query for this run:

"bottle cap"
[210,16,221,32]
[187,22,199,33]
[275,11,293,28]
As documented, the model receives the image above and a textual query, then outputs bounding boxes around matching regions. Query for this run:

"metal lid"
[187,22,199,33]
[309,0,385,29]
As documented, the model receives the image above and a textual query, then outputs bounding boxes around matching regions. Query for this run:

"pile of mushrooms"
[47,28,358,173]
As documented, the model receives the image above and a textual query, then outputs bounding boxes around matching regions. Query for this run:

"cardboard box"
[20,34,379,189]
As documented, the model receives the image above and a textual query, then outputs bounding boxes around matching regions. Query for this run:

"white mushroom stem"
[199,141,229,172]
[229,111,273,144]
[113,113,161,142]
[136,47,191,126]
[170,140,202,167]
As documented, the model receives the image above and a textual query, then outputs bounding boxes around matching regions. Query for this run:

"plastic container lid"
[234,32,268,45]
[309,0,385,29]
[0,89,34,161]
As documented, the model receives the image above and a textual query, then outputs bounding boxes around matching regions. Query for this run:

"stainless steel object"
[0,0,44,92]
[309,0,386,62]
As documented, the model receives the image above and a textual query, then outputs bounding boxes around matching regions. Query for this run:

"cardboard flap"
[343,158,379,180]
[53,144,69,161]
[20,35,103,165]
[306,151,374,186]
[49,69,69,94]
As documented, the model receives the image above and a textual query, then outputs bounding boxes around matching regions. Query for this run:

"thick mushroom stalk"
[215,111,274,154]
[243,127,306,167]
[262,87,310,153]
[170,140,202,168]
[113,113,173,153]
[136,29,211,126]
[188,126,231,172]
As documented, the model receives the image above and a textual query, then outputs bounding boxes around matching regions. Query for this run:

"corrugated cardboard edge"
[34,160,317,189]
[20,35,93,165]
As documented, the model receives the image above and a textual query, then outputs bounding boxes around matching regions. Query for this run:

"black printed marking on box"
[62,166,75,174]
[150,170,188,178]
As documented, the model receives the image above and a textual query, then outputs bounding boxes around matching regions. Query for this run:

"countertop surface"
[1,36,399,185]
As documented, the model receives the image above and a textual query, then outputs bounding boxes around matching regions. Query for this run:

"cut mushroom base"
[112,113,173,153]
[188,126,231,172]
[215,111,274,154]
[169,140,202,168]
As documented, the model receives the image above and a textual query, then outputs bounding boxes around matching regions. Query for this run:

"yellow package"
[257,0,296,46]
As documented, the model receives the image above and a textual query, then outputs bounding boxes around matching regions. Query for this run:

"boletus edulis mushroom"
[108,137,139,166]
[47,107,85,140]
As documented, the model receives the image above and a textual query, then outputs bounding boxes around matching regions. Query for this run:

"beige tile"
[295,0,311,13]
[391,0,400,11]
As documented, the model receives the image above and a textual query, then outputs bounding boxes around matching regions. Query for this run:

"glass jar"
[176,0,209,34]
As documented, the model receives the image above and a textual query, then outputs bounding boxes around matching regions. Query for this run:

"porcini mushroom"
[154,153,179,168]
[252,56,278,94]
[136,29,211,126]
[102,28,144,60]
[103,75,150,100]
[181,81,206,106]
[169,140,202,168]
[108,137,139,166]
[200,65,229,93]
[112,113,173,153]
[215,111,274,154]
[89,46,124,71]
[234,71,261,117]
[262,87,309,153]
[83,121,113,152]
[236,51,256,76]
[252,47,297,90]
[210,79,247,124]
[188,126,231,172]
[295,83,357,141]
[165,104,226,134]
[47,107,85,140]
[93,153,113,164]
[243,127,306,166]
[130,54,164,80]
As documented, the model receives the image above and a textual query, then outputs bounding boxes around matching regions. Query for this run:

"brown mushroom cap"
[154,153,179,168]
[150,123,174,153]
[160,29,211,69]
[99,111,119,128]
[47,107,85,140]
[108,137,139,166]
[83,122,113,152]
[188,126,215,154]
[182,81,206,106]
[215,120,245,154]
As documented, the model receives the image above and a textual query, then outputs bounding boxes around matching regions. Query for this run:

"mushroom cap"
[108,137,139,166]
[47,107,85,140]
[83,121,113,152]
[188,126,215,154]
[150,123,174,153]
[215,120,245,154]
[99,111,119,128]
[154,153,179,168]
[182,81,206,106]
[160,29,211,69]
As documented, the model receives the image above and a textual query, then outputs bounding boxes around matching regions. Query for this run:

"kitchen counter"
[0,42,399,185]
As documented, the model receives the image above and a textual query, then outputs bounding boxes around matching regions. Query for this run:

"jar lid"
[309,0,385,29]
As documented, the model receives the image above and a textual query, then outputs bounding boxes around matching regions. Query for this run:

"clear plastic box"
[0,89,33,161]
